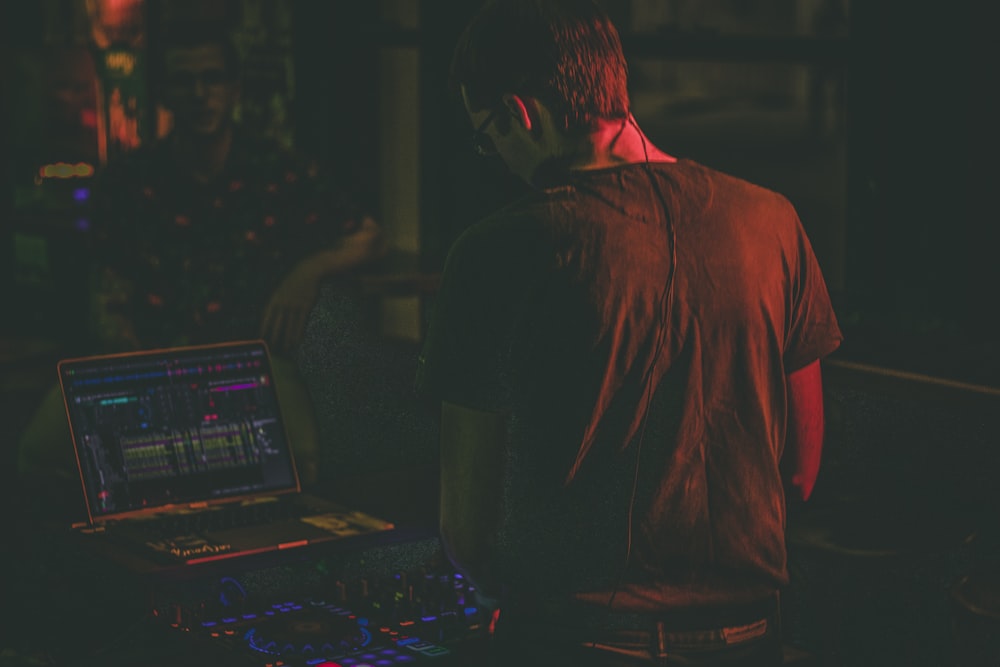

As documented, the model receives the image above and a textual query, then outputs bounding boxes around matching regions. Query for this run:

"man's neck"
[531,117,676,187]
[566,116,675,171]
[171,125,234,184]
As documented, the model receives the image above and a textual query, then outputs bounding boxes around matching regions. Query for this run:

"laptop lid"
[58,340,301,525]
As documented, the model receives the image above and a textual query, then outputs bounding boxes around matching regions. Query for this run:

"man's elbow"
[788,471,818,502]
[785,359,825,503]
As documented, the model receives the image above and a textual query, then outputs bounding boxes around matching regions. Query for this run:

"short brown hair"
[450,0,630,135]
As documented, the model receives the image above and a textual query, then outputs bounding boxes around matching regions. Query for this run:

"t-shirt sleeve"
[783,212,843,372]
[416,227,510,413]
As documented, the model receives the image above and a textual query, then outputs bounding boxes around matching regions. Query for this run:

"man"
[417,1,841,665]
[18,24,384,489]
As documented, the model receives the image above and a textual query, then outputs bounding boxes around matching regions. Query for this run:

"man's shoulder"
[460,194,552,244]
[670,158,782,196]
[667,159,795,220]
[439,204,548,282]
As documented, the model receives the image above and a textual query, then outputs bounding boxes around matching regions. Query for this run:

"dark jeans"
[481,594,783,667]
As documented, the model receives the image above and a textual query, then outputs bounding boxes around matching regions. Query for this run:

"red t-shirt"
[418,159,842,612]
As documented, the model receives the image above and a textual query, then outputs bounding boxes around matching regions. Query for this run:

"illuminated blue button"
[201,621,218,627]
[395,637,421,646]
[464,607,478,616]
[221,617,237,623]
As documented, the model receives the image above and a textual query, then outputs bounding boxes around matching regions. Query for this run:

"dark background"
[0,0,989,385]
[0,2,993,666]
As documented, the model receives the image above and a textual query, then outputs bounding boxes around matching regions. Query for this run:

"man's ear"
[501,93,535,133]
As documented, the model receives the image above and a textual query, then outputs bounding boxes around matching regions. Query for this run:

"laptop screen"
[59,341,300,521]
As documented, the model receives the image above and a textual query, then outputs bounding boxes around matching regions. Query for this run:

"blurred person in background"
[18,22,384,494]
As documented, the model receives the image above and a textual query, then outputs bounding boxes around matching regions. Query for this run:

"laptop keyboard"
[118,500,307,539]
[178,501,305,534]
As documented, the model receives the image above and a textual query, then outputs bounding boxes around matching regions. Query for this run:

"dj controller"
[156,569,494,665]
[137,539,497,666]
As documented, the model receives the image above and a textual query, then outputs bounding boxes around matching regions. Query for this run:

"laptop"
[59,339,394,566]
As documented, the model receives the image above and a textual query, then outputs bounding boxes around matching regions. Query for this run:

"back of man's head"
[451,0,630,135]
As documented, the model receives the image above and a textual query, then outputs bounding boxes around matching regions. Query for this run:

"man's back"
[420,159,841,611]
[434,3,839,662]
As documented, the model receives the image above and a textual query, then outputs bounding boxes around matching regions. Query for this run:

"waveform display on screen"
[60,343,298,517]
[120,421,269,481]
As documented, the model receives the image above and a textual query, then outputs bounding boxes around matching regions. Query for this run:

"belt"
[490,597,782,666]
[585,610,778,658]
[591,591,781,634]
[579,594,782,664]
[495,591,781,645]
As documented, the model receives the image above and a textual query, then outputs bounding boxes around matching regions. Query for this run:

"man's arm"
[261,216,386,353]
[295,215,387,277]
[439,401,507,597]
[783,359,824,502]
